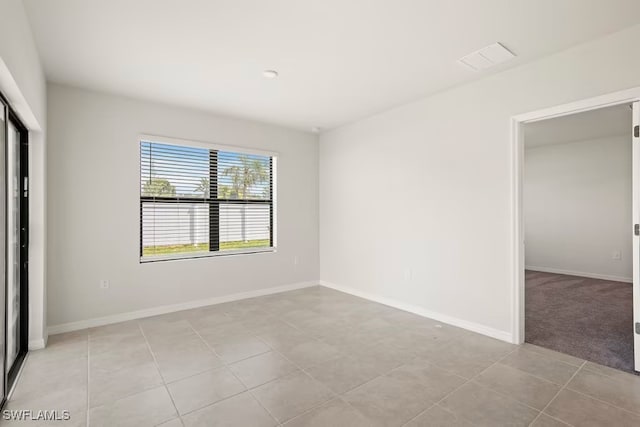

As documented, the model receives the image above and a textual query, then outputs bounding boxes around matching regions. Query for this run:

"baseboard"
[319,280,513,343]
[48,280,319,335]
[28,338,46,350]
[525,266,632,283]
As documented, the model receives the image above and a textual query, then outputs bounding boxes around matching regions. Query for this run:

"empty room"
[1,0,640,426]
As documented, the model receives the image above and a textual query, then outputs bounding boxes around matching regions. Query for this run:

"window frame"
[138,134,278,263]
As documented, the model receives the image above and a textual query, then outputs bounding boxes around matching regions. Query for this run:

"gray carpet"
[525,270,636,373]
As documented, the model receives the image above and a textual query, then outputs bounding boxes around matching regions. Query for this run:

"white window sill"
[140,247,277,263]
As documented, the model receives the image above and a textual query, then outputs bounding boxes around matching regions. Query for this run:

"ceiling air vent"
[458,42,515,71]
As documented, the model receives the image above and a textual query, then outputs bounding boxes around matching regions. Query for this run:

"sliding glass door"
[0,100,5,407]
[0,94,28,406]
[6,119,21,376]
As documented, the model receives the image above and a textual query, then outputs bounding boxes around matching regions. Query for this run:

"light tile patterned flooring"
[4,286,640,426]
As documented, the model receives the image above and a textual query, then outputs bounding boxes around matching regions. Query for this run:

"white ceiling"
[524,104,631,148]
[23,0,640,131]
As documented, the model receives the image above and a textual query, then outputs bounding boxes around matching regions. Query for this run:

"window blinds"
[140,140,274,261]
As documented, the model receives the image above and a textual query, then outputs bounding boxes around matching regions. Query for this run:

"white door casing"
[632,101,640,371]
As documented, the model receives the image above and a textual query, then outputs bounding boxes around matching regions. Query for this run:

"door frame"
[5,105,28,392]
[510,87,640,355]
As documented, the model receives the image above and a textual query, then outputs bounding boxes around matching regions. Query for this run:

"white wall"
[0,0,46,127]
[320,24,640,340]
[524,136,632,282]
[0,0,47,348]
[47,84,319,328]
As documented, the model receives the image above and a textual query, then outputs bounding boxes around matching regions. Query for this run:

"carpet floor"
[525,270,636,373]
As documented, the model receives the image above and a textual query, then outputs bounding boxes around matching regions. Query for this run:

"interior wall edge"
[27,338,45,350]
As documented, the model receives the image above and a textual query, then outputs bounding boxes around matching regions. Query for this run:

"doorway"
[523,105,633,371]
[0,93,29,407]
[511,88,640,374]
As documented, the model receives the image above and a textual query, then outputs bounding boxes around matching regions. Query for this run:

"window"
[140,137,276,262]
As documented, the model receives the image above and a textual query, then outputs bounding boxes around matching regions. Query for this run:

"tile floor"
[4,286,640,426]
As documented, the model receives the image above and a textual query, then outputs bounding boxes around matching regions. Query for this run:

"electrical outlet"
[99,279,110,289]
[403,269,413,280]
[612,251,622,260]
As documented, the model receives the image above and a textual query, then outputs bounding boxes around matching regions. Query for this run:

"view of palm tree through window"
[140,140,273,259]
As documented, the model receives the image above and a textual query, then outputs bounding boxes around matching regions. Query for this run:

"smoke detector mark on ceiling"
[458,42,516,71]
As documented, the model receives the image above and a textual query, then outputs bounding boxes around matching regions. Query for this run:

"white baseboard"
[28,338,46,350]
[319,280,513,343]
[48,281,319,335]
[525,266,632,283]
